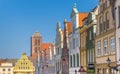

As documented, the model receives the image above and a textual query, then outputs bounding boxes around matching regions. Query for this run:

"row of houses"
[54,0,120,74]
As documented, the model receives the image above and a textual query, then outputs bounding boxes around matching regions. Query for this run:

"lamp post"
[107,57,111,74]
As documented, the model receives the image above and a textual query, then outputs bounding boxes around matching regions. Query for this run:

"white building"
[115,0,120,73]
[0,62,14,74]
[69,3,80,74]
[55,22,64,74]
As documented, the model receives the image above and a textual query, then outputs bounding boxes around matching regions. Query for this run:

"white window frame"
[110,37,115,53]
[104,39,108,55]
[89,30,92,40]
[97,41,101,56]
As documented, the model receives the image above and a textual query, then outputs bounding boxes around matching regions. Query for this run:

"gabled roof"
[78,13,88,27]
[62,30,64,40]
[41,43,53,51]
[0,59,18,66]
[64,22,72,34]
[14,53,35,72]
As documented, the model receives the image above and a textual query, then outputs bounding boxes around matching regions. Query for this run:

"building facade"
[86,7,98,74]
[69,4,88,74]
[0,62,14,74]
[79,17,88,74]
[55,22,64,74]
[115,0,120,73]
[13,53,35,74]
[95,0,116,74]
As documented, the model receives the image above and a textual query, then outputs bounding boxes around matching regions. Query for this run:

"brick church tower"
[31,32,42,59]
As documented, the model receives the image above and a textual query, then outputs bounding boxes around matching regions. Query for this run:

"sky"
[0,0,98,58]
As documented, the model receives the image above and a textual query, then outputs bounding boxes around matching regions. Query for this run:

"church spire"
[71,2,79,18]
[73,2,76,8]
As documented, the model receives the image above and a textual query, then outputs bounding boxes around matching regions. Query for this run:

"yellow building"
[13,53,35,74]
[79,23,87,72]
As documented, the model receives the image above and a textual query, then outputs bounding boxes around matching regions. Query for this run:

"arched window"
[73,55,75,67]
[105,12,109,28]
[35,39,37,45]
[99,16,102,33]
[70,56,72,67]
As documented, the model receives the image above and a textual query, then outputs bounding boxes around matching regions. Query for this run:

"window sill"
[103,54,108,56]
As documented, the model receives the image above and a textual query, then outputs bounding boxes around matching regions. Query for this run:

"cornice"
[95,28,115,39]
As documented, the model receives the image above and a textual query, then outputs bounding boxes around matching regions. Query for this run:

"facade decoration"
[95,0,116,74]
[13,53,35,74]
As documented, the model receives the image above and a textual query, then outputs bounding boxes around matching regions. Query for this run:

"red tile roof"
[41,43,53,51]
[62,30,64,39]
[78,13,88,27]
[65,22,72,34]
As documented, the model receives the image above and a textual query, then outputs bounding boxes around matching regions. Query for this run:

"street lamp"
[107,57,111,67]
[106,57,119,74]
[106,57,111,74]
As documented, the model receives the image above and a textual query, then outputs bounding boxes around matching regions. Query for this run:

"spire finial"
[57,21,61,28]
[74,2,76,8]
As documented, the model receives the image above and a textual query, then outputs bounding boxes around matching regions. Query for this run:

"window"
[110,37,115,52]
[70,56,72,67]
[35,47,37,53]
[87,50,90,63]
[35,39,37,45]
[70,40,72,50]
[89,30,92,40]
[105,12,109,29]
[118,6,120,27]
[38,39,40,45]
[73,55,75,67]
[8,68,11,71]
[103,21,106,30]
[58,48,59,54]
[99,16,102,33]
[73,39,75,49]
[77,54,79,67]
[97,41,101,56]
[73,25,75,34]
[3,69,5,71]
[105,1,107,8]
[90,49,91,63]
[103,3,105,10]
[104,39,108,55]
